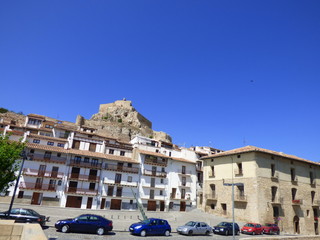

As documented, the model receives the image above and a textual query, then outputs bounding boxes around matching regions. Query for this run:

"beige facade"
[202,146,320,235]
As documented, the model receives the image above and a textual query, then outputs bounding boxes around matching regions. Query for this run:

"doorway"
[180,201,186,211]
[293,215,300,234]
[110,199,122,210]
[86,197,93,209]
[147,200,157,211]
[160,201,165,211]
[31,192,42,205]
[66,196,82,208]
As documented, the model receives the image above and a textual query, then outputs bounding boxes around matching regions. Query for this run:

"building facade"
[202,146,320,235]
[1,113,201,212]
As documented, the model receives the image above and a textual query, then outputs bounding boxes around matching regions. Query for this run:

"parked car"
[129,218,171,237]
[241,223,263,235]
[213,221,240,235]
[0,208,48,227]
[263,223,280,234]
[55,214,113,235]
[177,221,212,236]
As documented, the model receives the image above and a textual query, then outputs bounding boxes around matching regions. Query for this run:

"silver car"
[176,221,212,236]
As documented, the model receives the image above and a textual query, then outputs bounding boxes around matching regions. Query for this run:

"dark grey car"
[0,208,49,226]
[176,221,212,236]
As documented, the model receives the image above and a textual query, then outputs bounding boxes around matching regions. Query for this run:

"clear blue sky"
[1,1,320,161]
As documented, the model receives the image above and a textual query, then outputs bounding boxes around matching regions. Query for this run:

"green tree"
[0,108,9,113]
[0,134,25,193]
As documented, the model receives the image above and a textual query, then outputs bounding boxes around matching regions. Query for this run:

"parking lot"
[0,202,291,240]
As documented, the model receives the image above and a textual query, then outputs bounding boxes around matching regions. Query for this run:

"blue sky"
[1,1,320,161]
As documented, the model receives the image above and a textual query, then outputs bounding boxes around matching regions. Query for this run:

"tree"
[0,134,25,193]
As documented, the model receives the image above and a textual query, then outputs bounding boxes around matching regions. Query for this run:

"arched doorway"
[293,215,300,234]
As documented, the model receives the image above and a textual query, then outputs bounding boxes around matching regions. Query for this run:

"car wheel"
[205,230,210,235]
[225,230,229,236]
[188,230,193,236]
[252,231,255,235]
[61,225,69,233]
[164,230,170,236]
[96,227,105,235]
[140,230,147,237]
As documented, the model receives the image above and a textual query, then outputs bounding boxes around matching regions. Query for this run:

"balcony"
[234,169,243,176]
[27,153,67,164]
[291,176,298,185]
[234,194,247,202]
[104,164,139,174]
[103,178,138,187]
[22,168,63,179]
[141,195,166,200]
[271,196,283,204]
[144,156,167,166]
[205,193,218,201]
[271,172,279,181]
[292,199,303,205]
[19,182,57,191]
[141,182,166,189]
[170,194,191,200]
[65,187,98,196]
[178,170,192,176]
[312,200,320,206]
[69,159,102,169]
[179,182,191,188]
[68,173,100,182]
[143,169,167,178]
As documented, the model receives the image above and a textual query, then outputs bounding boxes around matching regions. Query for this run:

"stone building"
[202,145,320,235]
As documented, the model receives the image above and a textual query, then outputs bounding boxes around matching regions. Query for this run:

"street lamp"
[7,149,27,218]
[223,156,243,240]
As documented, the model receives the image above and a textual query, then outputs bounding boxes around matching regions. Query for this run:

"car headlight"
[56,221,60,224]
[135,225,142,229]
[249,228,253,231]
[183,228,188,231]
[220,228,224,231]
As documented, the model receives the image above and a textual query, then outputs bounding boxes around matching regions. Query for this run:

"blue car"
[129,218,171,237]
[213,222,240,235]
[55,214,113,235]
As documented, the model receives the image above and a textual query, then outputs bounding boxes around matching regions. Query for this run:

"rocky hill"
[0,100,172,143]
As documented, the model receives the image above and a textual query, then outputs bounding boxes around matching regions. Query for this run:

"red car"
[263,223,280,235]
[241,223,263,235]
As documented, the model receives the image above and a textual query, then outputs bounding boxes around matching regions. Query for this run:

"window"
[57,153,61,157]
[160,179,164,184]
[182,166,186,174]
[89,183,95,190]
[45,124,53,129]
[109,149,114,154]
[160,190,163,196]
[291,188,297,200]
[107,186,114,196]
[74,156,81,163]
[116,187,122,197]
[89,143,96,152]
[161,167,165,172]
[210,184,216,197]
[47,141,54,146]
[30,149,35,154]
[182,177,186,186]
[271,186,277,202]
[44,151,51,159]
[72,140,80,149]
[128,163,132,168]
[150,190,154,199]
[57,143,64,148]
[18,191,24,199]
[310,172,315,185]
[84,157,90,163]
[120,151,125,156]
[271,164,276,177]
[311,191,316,204]
[33,139,40,144]
[181,189,186,199]
[28,118,41,125]
[115,173,122,184]
[210,166,215,177]
[127,176,132,182]
[236,163,243,175]
[291,168,297,182]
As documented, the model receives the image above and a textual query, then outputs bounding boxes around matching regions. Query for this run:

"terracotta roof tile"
[201,145,319,166]
[26,142,69,153]
[171,157,195,164]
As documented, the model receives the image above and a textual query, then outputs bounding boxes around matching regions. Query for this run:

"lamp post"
[7,149,27,218]
[223,156,243,240]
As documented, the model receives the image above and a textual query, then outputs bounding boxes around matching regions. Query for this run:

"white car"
[176,221,212,236]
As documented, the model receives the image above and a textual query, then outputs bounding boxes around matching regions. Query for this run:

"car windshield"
[218,222,228,226]
[245,223,255,227]
[27,209,39,216]
[185,221,196,226]
[140,219,151,225]
[266,224,272,227]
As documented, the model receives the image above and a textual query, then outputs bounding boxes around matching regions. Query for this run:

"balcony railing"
[234,194,247,202]
[205,193,218,200]
[27,153,67,164]
[104,164,139,174]
[103,178,138,187]
[144,156,167,166]
[179,170,192,175]
[141,182,166,189]
[68,173,100,182]
[143,169,167,178]
[69,159,102,169]
[292,199,303,205]
[19,182,57,191]
[23,168,63,179]
[65,187,98,195]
